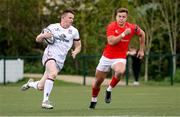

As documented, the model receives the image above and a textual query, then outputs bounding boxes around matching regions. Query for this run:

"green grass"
[0,80,180,116]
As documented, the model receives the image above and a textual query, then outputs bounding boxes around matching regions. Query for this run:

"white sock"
[91,97,97,102]
[43,79,54,102]
[28,81,39,90]
[107,85,112,92]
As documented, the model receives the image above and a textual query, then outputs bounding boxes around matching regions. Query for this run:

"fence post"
[170,54,174,86]
[125,56,129,86]
[3,57,6,85]
[82,55,87,86]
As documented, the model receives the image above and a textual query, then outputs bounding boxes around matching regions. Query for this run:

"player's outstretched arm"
[71,40,81,59]
[137,29,145,59]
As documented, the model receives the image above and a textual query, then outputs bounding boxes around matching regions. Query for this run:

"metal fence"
[0,53,180,85]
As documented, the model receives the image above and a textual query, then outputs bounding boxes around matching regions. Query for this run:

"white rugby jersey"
[42,23,80,64]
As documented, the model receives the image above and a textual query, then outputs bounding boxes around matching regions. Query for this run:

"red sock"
[110,76,120,88]
[92,87,100,97]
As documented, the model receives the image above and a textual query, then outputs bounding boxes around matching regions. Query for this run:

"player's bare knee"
[37,85,44,91]
[114,69,123,74]
[38,88,44,91]
[114,69,125,77]
[49,71,58,79]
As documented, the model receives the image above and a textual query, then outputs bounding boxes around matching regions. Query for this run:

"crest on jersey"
[115,30,119,34]
[68,29,72,34]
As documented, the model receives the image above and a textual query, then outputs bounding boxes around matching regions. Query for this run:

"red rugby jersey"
[103,21,141,59]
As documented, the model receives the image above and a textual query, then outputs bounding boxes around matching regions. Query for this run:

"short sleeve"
[73,28,80,41]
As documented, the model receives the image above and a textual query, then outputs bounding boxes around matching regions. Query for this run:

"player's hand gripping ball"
[42,28,55,44]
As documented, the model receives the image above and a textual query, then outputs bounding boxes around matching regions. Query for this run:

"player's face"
[116,12,127,26]
[62,13,74,27]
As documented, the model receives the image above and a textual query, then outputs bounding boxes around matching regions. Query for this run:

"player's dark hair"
[115,8,128,16]
[61,9,75,19]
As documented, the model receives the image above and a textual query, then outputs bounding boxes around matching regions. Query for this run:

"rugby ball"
[42,28,55,44]
[44,36,55,44]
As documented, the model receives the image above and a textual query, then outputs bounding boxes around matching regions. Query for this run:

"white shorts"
[42,54,64,71]
[96,56,126,72]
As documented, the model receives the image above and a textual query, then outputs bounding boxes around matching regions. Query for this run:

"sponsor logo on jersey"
[120,39,129,42]
[54,34,69,42]
[55,28,60,31]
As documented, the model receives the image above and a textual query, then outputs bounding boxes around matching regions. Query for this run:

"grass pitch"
[0,80,180,116]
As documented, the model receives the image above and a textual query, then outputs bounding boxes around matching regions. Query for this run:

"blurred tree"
[159,0,180,75]
[0,0,45,56]
[133,0,161,81]
[0,0,179,78]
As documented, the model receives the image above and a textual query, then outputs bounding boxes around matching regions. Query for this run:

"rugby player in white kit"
[21,9,81,109]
